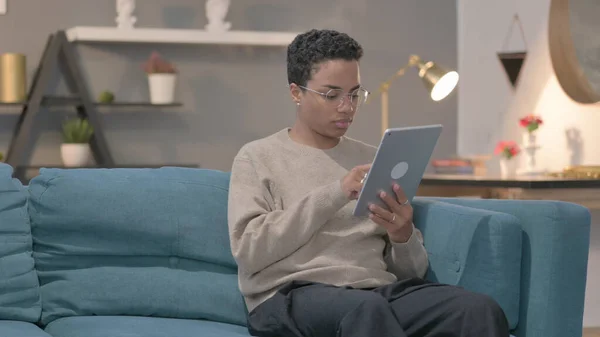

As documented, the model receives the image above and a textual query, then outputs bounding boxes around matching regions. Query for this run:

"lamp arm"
[374,55,422,135]
[377,55,422,94]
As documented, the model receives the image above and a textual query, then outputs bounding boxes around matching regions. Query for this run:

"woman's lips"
[335,119,352,129]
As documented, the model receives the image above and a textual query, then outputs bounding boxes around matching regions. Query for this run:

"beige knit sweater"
[227,128,429,312]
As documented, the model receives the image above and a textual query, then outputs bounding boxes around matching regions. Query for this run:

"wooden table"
[417,174,600,209]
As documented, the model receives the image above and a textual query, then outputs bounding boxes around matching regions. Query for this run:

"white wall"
[458,0,600,328]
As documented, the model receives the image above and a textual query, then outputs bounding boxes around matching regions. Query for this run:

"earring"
[296,102,300,106]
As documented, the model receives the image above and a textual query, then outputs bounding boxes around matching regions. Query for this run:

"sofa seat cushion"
[0,163,41,322]
[0,321,52,337]
[44,316,250,337]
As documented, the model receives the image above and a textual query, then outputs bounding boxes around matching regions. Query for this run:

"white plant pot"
[148,73,176,104]
[61,143,92,167]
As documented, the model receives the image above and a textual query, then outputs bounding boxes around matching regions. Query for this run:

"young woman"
[228,29,509,337]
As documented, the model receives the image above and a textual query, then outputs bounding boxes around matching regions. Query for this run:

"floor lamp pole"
[381,89,389,136]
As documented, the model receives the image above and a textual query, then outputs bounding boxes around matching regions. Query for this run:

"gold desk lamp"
[373,55,459,135]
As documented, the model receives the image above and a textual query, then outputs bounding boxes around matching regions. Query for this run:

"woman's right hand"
[340,164,371,200]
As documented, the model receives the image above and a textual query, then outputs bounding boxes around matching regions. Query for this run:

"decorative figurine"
[116,0,137,29]
[205,0,231,32]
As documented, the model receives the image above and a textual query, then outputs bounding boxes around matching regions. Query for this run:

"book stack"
[431,156,489,176]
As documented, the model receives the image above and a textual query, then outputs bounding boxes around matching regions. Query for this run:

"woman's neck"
[288,123,340,150]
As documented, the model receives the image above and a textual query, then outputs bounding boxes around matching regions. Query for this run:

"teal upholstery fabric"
[411,198,522,330]
[28,167,247,326]
[44,316,251,337]
[0,163,41,322]
[424,197,591,337]
[0,321,52,337]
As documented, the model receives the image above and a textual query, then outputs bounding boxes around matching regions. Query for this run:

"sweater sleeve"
[228,156,350,275]
[383,224,429,280]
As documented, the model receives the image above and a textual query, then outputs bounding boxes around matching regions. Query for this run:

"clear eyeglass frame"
[296,85,370,109]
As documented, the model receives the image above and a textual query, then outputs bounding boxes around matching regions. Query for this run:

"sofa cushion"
[44,316,250,337]
[412,198,522,330]
[28,167,246,326]
[0,321,52,337]
[40,316,517,337]
[0,163,41,322]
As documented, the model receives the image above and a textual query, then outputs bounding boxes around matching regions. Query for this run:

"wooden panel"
[417,184,600,209]
[584,328,600,337]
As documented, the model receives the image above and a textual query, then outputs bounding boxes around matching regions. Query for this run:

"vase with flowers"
[518,114,545,175]
[143,51,177,104]
[495,140,520,178]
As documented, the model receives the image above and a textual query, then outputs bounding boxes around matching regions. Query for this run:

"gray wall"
[0,0,457,171]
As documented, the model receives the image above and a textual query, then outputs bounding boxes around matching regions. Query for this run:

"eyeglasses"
[297,85,370,109]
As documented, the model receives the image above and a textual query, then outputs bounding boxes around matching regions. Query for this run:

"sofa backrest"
[27,167,247,326]
[0,163,42,322]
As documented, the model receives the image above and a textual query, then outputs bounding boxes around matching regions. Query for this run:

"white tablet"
[353,124,443,217]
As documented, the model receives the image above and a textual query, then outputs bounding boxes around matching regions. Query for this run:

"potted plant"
[0,152,3,162]
[143,51,177,104]
[494,140,521,178]
[61,117,94,167]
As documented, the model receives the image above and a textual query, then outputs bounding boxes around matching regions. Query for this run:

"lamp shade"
[417,61,459,101]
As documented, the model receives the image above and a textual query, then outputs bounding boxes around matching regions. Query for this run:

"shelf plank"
[17,164,200,169]
[95,102,183,107]
[66,26,300,46]
[0,96,182,110]
[43,96,184,107]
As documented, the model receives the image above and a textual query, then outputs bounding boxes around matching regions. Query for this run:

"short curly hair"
[287,29,364,87]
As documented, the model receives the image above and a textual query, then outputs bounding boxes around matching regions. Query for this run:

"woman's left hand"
[368,183,414,243]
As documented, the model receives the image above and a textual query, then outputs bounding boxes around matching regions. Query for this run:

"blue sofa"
[0,163,590,337]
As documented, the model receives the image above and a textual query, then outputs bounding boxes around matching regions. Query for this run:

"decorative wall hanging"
[497,14,528,89]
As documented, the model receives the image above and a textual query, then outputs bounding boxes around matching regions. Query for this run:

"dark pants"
[247,278,510,337]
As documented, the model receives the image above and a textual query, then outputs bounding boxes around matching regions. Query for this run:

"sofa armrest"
[420,197,591,337]
[411,198,523,330]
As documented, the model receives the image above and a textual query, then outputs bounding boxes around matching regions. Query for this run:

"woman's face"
[291,59,364,140]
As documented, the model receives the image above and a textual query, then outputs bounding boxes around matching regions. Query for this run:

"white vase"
[148,74,176,104]
[518,131,545,176]
[61,144,92,167]
[523,132,536,147]
[499,158,517,178]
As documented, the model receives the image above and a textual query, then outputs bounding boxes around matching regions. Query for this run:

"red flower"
[142,51,177,74]
[519,115,543,132]
[494,140,520,159]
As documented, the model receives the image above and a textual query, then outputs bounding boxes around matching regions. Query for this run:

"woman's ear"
[289,83,302,105]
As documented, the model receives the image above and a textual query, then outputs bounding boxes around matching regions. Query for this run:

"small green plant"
[62,118,94,144]
[0,152,3,162]
[98,90,115,103]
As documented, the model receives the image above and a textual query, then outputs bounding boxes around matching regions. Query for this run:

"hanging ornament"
[497,14,528,89]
